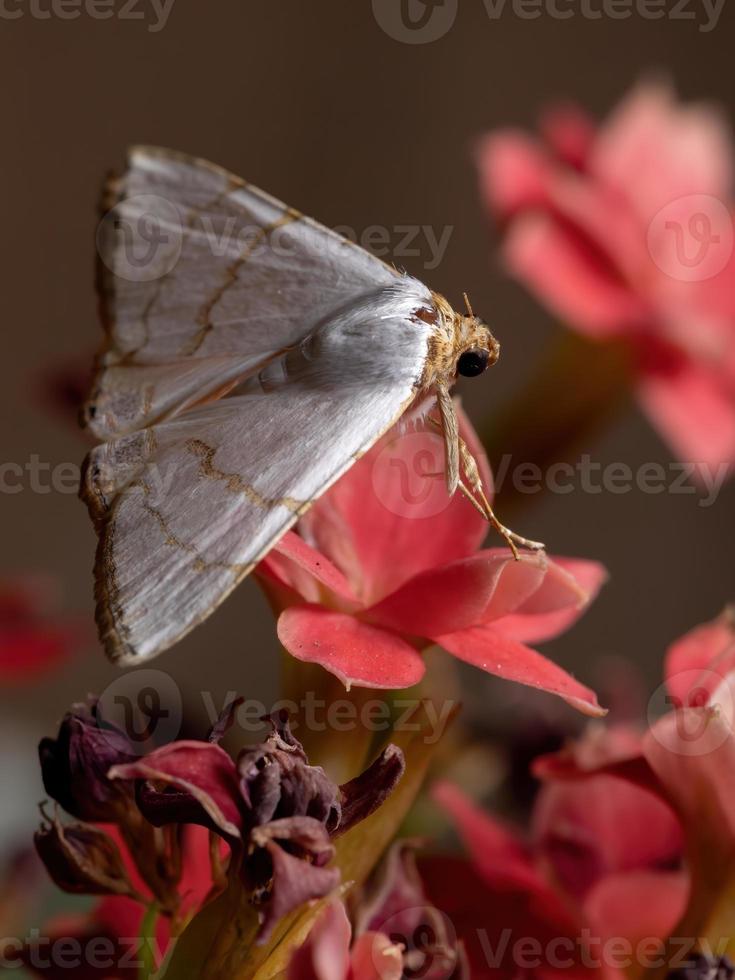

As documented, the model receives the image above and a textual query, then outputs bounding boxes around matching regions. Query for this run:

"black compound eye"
[457,348,490,378]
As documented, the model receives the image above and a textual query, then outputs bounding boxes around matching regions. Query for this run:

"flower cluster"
[422,609,735,978]
[479,82,735,475]
[35,698,404,959]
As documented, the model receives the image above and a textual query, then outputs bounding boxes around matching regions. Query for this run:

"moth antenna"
[463,292,474,318]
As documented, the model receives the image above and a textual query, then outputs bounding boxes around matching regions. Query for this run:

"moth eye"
[457,348,490,378]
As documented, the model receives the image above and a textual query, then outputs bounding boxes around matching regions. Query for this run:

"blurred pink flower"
[258,407,606,716]
[429,723,685,980]
[287,901,404,980]
[0,577,87,681]
[479,82,735,475]
[519,608,735,975]
[289,841,466,980]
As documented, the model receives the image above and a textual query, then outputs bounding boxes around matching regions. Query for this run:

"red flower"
[448,608,735,979]
[428,730,686,980]
[24,825,214,979]
[479,82,735,475]
[258,407,606,716]
[288,841,466,980]
[287,901,404,980]
[0,577,87,681]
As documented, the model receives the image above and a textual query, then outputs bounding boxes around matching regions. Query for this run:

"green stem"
[280,650,382,783]
[138,903,160,980]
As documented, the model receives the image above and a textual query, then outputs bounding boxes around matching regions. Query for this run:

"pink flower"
[429,725,686,980]
[499,608,735,976]
[287,901,404,980]
[479,82,735,475]
[288,841,466,979]
[258,407,606,716]
[0,577,87,681]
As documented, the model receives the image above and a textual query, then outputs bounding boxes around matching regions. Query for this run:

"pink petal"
[643,680,735,843]
[504,212,645,338]
[260,531,359,606]
[540,104,597,170]
[0,624,81,680]
[287,901,352,980]
[531,770,683,901]
[109,742,243,839]
[665,609,735,708]
[0,578,88,681]
[637,360,735,476]
[583,870,688,948]
[431,782,568,926]
[592,82,733,227]
[300,406,492,605]
[476,131,557,217]
[496,558,607,644]
[93,825,214,949]
[350,933,404,980]
[434,625,605,717]
[277,606,425,690]
[366,551,546,637]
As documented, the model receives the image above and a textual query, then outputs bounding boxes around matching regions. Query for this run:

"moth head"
[423,290,500,388]
[454,302,500,379]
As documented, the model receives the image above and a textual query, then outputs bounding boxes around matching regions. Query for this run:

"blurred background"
[2,0,734,863]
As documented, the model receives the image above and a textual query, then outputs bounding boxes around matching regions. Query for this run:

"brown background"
[2,0,734,822]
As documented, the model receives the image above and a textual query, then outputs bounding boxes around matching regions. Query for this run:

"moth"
[81,147,543,664]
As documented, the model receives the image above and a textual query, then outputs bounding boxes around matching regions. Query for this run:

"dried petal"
[34,810,140,900]
[336,745,405,837]
[39,700,137,822]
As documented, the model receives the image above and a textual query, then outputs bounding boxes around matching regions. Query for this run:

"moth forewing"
[85,269,437,663]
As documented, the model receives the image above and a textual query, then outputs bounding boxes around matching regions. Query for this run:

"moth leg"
[435,382,459,495]
[457,435,546,559]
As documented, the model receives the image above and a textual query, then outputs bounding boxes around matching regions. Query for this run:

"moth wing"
[91,146,398,439]
[83,280,435,663]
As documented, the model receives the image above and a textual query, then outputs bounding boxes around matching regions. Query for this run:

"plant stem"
[481,329,633,512]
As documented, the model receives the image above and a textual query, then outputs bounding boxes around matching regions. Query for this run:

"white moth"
[81,147,543,664]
